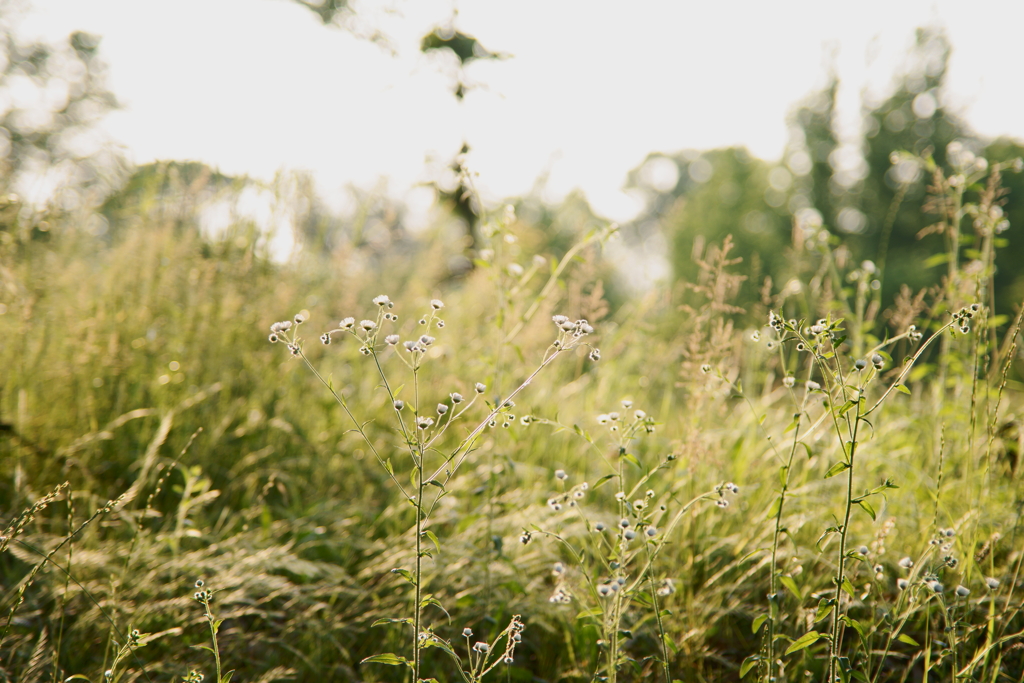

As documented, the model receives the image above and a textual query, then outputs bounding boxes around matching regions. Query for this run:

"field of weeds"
[2,155,1024,683]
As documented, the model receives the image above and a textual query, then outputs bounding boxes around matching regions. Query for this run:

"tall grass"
[1,150,1023,683]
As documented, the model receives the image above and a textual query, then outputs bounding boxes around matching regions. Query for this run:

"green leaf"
[220,671,235,683]
[837,400,857,417]
[424,479,445,489]
[361,653,411,667]
[895,384,911,395]
[740,654,761,677]
[390,568,416,585]
[857,499,877,521]
[814,598,834,623]
[384,458,394,476]
[765,496,782,521]
[422,530,441,554]
[897,634,920,646]
[785,630,824,655]
[924,252,950,268]
[841,615,867,642]
[800,442,813,459]
[752,614,768,634]
[421,595,450,620]
[621,453,642,469]
[576,607,604,621]
[825,461,851,478]
[371,617,414,627]
[592,473,617,490]
[421,638,458,657]
[779,575,803,600]
[841,577,856,598]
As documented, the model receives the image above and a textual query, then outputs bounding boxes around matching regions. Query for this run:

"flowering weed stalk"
[535,403,728,683]
[270,299,598,681]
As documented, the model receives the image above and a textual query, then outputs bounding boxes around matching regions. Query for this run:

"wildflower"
[783,376,795,388]
[359,319,376,331]
[897,578,909,590]
[393,400,404,411]
[385,334,399,345]
[555,469,567,480]
[858,546,869,555]
[609,412,620,421]
[955,585,970,597]
[475,382,486,393]
[751,330,761,342]
[553,562,565,575]
[725,482,739,494]
[403,340,418,352]
[473,642,490,653]
[508,263,525,277]
[436,320,444,328]
[716,499,729,508]
[646,526,657,537]
[520,415,532,425]
[552,315,569,325]
[656,579,676,596]
[985,577,1000,590]
[597,414,610,424]
[419,335,435,346]
[548,587,571,604]
[503,656,514,665]
[589,348,601,362]
[463,627,473,638]
[624,530,636,540]
[417,417,434,429]
[871,353,884,369]
[271,320,293,333]
[595,522,606,532]
[359,346,371,355]
[854,359,866,371]
[437,404,448,415]
[320,333,330,345]
[806,380,821,391]
[634,410,646,420]
[944,528,955,537]
[372,295,392,307]
[269,333,279,343]
[619,519,630,528]
[450,392,463,403]
[928,581,944,593]
[701,363,712,374]
[898,557,914,569]
[519,531,531,545]
[598,584,611,596]
[339,317,355,330]
[810,324,825,335]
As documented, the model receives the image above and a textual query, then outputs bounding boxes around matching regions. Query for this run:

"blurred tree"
[627,148,790,300]
[0,2,123,229]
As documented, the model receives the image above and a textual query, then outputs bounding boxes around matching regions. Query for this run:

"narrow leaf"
[785,630,823,656]
[361,653,411,667]
[825,461,851,478]
[752,614,768,634]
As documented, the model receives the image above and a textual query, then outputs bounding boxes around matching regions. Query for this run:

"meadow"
[1,152,1023,683]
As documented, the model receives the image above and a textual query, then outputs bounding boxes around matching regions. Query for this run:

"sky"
[18,0,1024,225]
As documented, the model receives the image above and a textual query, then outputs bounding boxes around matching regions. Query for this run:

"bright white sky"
[21,0,1024,223]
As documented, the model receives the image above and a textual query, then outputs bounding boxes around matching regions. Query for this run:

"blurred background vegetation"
[2,3,1024,682]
